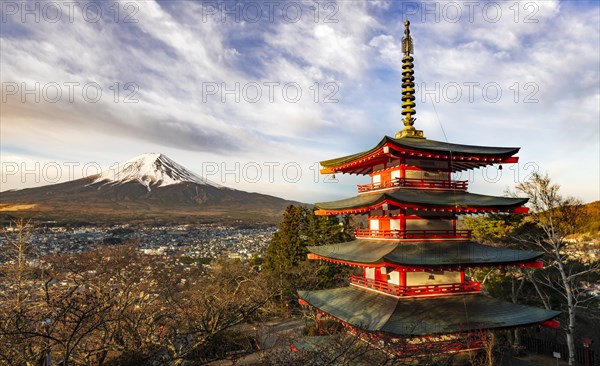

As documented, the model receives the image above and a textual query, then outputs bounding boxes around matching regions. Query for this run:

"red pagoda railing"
[357,177,468,193]
[349,275,481,297]
[355,229,472,240]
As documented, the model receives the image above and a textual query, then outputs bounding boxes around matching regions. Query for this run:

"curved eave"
[315,190,529,215]
[306,240,543,269]
[298,287,560,336]
[320,136,520,174]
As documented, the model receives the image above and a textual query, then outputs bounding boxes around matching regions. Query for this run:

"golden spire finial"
[396,19,424,139]
[402,19,414,55]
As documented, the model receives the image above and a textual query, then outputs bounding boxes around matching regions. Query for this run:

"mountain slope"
[0,153,301,224]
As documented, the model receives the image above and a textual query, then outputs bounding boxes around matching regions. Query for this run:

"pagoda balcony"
[355,229,472,240]
[357,177,468,193]
[349,274,481,297]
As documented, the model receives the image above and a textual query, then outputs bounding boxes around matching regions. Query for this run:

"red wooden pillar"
[400,208,406,232]
[316,313,323,336]
[380,218,390,232]
[399,161,405,179]
[375,267,387,282]
[582,338,593,366]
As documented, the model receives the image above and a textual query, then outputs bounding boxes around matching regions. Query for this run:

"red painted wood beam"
[522,261,544,268]
[541,320,560,329]
[513,206,530,214]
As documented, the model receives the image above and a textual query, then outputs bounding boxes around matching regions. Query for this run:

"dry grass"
[0,204,37,211]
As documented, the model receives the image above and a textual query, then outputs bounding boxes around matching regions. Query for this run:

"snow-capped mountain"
[90,153,221,191]
[0,153,300,224]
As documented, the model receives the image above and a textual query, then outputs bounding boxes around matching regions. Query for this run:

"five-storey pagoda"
[298,20,560,356]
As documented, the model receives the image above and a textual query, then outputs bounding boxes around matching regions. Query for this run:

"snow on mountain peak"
[90,153,221,190]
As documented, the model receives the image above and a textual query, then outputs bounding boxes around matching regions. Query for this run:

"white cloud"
[1,0,598,203]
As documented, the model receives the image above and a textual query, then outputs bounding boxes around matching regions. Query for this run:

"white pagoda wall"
[388,270,401,286]
[404,169,448,181]
[405,219,453,231]
[406,271,461,286]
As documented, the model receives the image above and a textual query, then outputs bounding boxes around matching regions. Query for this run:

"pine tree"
[264,206,354,289]
[263,205,309,272]
[264,206,353,273]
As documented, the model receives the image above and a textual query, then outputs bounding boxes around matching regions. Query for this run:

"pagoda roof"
[307,240,542,268]
[315,190,528,215]
[298,286,560,336]
[320,136,520,174]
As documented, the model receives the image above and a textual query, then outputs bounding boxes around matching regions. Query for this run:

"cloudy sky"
[1,0,598,203]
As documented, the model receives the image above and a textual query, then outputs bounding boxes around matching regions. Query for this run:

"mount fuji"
[90,153,223,191]
[0,153,300,224]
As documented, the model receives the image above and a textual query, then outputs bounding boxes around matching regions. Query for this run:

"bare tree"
[1,218,35,309]
[514,172,599,366]
[156,257,276,365]
[260,328,390,366]
[0,239,284,366]
[268,306,490,366]
[0,218,45,366]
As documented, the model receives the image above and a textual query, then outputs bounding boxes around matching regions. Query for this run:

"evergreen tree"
[461,213,524,244]
[263,205,308,272]
[263,206,356,314]
[305,209,353,247]
[263,206,353,273]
